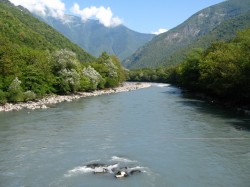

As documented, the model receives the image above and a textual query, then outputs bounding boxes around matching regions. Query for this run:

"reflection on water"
[180,91,250,131]
[0,84,249,187]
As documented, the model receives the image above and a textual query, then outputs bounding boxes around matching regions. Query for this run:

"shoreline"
[0,82,151,112]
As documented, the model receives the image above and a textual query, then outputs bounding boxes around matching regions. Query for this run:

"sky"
[9,0,226,34]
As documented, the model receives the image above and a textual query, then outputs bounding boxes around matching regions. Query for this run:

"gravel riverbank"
[0,82,151,112]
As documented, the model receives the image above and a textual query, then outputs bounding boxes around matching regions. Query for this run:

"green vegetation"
[124,0,250,69]
[0,1,125,104]
[0,1,94,62]
[0,48,126,104]
[128,29,250,106]
[175,29,250,102]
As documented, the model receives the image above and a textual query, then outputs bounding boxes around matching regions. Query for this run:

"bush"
[23,91,36,101]
[0,90,7,105]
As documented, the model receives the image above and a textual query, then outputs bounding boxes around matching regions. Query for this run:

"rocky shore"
[0,82,151,112]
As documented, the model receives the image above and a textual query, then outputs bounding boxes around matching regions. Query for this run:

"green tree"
[94,52,125,88]
[82,66,104,90]
[178,48,204,90]
[0,89,7,104]
[7,77,24,103]
[52,49,82,94]
[199,42,242,97]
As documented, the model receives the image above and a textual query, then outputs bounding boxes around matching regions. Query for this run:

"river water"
[0,84,249,187]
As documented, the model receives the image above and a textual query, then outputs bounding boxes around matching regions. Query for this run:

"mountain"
[36,15,154,61]
[161,12,250,67]
[0,0,94,63]
[124,0,250,69]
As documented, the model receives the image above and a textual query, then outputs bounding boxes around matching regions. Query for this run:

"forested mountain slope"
[124,0,250,69]
[162,12,250,66]
[0,0,94,63]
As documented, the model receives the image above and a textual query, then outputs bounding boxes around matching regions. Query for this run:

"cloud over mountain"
[71,3,122,27]
[9,0,122,27]
[9,0,65,18]
[152,28,168,35]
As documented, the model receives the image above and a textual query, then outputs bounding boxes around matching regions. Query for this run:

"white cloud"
[71,3,122,27]
[152,28,168,35]
[9,0,65,18]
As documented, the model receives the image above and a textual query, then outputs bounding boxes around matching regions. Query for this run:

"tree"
[95,52,125,88]
[52,49,82,94]
[199,42,242,97]
[82,66,104,90]
[0,89,7,104]
[8,77,24,102]
[178,48,203,90]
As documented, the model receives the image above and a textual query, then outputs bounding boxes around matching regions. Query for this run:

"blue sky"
[10,0,226,34]
[64,0,225,33]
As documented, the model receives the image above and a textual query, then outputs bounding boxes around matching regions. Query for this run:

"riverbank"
[0,82,151,112]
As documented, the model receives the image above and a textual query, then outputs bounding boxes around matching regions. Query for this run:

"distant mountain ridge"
[161,12,250,67]
[124,0,250,69]
[36,15,154,61]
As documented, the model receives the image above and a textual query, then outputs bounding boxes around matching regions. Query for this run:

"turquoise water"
[0,84,250,187]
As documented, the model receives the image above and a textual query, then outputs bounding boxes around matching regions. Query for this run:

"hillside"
[124,0,250,69]
[162,12,250,66]
[0,0,94,63]
[36,15,154,61]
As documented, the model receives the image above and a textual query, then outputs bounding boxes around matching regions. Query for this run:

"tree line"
[0,49,126,104]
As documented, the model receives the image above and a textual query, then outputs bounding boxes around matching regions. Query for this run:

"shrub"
[0,90,7,105]
[23,90,36,101]
[8,77,24,103]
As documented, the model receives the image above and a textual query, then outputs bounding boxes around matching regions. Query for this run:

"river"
[0,84,249,187]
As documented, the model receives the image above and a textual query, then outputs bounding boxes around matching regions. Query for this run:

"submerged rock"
[129,169,141,175]
[83,162,142,178]
[86,163,108,169]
